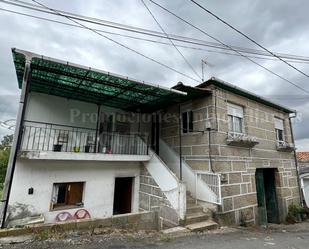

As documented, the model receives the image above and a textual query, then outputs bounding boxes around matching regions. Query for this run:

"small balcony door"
[99,112,132,154]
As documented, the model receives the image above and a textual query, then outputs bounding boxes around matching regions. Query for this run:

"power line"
[3,0,309,92]
[140,0,202,81]
[1,7,309,100]
[189,0,309,80]
[2,0,309,63]
[3,6,309,66]
[2,6,309,66]
[148,0,309,95]
[28,0,200,83]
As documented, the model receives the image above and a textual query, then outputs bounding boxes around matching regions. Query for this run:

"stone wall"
[0,211,159,238]
[299,161,309,175]
[161,86,300,225]
[139,166,179,228]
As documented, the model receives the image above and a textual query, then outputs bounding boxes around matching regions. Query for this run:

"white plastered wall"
[8,159,141,223]
[25,92,97,128]
[24,92,152,134]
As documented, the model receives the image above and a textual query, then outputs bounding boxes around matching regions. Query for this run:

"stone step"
[186,197,196,204]
[186,204,204,214]
[161,226,190,236]
[185,212,210,225]
[186,220,219,232]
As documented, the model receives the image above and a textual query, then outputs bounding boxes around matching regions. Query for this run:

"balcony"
[226,132,259,148]
[276,140,295,152]
[19,121,150,161]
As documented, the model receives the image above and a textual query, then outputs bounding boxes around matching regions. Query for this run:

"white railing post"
[218,174,222,205]
[195,172,198,204]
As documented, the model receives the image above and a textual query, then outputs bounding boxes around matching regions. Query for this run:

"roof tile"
[297,152,309,161]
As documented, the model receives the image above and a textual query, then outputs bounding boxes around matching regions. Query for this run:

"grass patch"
[160,235,173,242]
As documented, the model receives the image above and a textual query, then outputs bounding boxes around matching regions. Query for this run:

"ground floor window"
[51,182,84,210]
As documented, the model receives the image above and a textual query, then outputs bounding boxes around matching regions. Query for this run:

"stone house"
[162,78,300,225]
[0,48,300,230]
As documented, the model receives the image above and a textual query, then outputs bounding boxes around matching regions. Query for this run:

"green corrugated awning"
[12,48,196,113]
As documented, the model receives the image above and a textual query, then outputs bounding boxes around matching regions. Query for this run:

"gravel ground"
[1,222,309,249]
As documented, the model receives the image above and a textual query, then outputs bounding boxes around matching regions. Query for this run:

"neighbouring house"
[297,152,309,207]
[0,48,300,230]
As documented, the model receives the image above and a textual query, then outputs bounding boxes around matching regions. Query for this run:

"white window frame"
[227,103,244,134]
[275,117,284,142]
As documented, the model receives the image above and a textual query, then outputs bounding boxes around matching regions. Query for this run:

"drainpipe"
[178,105,183,181]
[289,113,303,206]
[94,104,100,153]
[0,56,32,228]
[214,88,219,131]
[208,127,214,172]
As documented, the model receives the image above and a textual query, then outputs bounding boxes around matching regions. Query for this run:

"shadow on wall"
[6,202,39,227]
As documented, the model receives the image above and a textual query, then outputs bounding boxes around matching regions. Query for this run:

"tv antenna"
[201,59,215,82]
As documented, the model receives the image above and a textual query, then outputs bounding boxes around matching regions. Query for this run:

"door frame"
[255,168,279,224]
[112,174,138,214]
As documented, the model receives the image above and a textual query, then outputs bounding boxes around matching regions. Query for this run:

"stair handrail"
[159,138,221,205]
[194,170,222,205]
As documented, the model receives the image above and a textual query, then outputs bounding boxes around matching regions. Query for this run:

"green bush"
[286,204,307,223]
[0,134,13,192]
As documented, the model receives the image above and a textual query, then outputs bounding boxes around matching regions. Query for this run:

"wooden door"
[67,182,84,205]
[113,177,133,215]
[255,169,267,225]
[264,169,279,223]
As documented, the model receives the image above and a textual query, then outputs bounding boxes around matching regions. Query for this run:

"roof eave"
[199,77,296,114]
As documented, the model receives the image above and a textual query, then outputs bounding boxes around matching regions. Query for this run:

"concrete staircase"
[184,192,219,232]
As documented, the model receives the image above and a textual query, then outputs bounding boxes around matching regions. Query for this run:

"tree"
[0,134,13,188]
[0,134,13,150]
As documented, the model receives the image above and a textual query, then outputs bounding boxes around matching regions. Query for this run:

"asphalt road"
[1,224,309,249]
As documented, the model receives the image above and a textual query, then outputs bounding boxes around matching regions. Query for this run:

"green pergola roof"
[12,49,196,113]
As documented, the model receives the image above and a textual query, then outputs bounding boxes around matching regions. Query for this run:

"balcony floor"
[18,151,150,161]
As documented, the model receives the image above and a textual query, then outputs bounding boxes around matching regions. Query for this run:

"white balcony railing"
[276,140,295,152]
[226,132,259,147]
[20,121,149,155]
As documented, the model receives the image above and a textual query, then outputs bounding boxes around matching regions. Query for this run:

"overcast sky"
[0,0,309,150]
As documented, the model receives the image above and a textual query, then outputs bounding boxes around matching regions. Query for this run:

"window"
[227,103,244,133]
[51,182,84,210]
[275,118,284,142]
[182,111,193,133]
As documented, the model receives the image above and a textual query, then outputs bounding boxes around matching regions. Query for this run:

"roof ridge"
[197,77,295,114]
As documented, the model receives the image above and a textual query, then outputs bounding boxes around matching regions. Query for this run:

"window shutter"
[189,111,193,132]
[182,112,188,133]
[227,103,243,118]
[67,183,84,205]
[275,118,284,130]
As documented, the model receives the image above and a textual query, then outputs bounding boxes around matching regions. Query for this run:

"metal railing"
[20,121,149,155]
[195,170,221,205]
